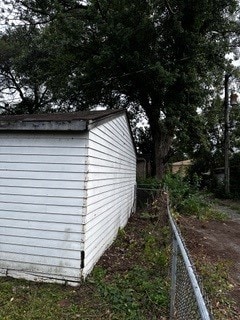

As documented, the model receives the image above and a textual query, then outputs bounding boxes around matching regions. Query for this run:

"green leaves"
[1,0,239,175]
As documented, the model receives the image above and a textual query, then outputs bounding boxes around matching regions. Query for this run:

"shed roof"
[0,109,125,131]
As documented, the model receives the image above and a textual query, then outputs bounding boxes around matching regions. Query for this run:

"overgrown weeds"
[90,264,169,320]
[163,173,228,221]
[195,259,237,319]
[212,197,240,214]
[89,195,171,320]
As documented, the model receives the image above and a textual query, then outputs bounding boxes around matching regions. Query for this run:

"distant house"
[0,109,136,285]
[171,159,192,176]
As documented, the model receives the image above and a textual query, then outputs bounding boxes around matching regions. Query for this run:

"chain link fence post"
[170,235,178,319]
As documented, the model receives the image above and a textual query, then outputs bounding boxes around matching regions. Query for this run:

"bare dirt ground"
[179,202,240,319]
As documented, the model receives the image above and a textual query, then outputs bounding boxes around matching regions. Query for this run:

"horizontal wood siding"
[83,114,136,276]
[0,132,87,282]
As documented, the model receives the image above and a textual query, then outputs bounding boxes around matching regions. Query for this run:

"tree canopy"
[1,0,240,177]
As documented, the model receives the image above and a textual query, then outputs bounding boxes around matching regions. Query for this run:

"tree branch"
[165,0,177,15]
[8,70,25,101]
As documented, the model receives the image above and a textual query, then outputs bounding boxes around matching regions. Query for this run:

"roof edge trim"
[0,119,87,132]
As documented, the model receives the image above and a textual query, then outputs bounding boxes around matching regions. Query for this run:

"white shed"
[0,109,136,285]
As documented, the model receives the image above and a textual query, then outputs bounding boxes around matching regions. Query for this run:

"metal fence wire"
[136,187,160,209]
[167,203,213,320]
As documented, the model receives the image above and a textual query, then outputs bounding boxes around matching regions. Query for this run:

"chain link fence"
[136,186,159,209]
[167,202,213,320]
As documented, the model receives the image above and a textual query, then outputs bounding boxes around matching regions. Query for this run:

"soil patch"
[98,193,169,275]
[179,207,240,319]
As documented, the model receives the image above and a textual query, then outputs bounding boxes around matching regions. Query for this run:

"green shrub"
[163,172,226,220]
[179,194,208,217]
[144,233,169,268]
[137,177,161,189]
[162,172,193,209]
[91,265,169,320]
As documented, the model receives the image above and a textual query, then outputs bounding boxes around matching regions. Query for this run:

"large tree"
[0,25,76,114]
[1,0,239,178]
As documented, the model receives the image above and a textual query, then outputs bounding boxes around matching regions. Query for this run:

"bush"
[162,172,217,219]
[178,194,209,218]
[137,177,161,189]
[162,173,192,209]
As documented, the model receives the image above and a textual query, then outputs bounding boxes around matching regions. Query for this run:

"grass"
[203,192,240,214]
[195,259,238,319]
[171,189,238,318]
[90,265,169,320]
[0,196,170,320]
[214,198,240,214]
[0,278,109,320]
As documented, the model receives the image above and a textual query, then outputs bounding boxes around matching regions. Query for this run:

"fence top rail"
[137,187,160,191]
[167,200,212,320]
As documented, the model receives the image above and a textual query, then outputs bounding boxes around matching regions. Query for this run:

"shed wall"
[0,132,87,283]
[83,114,136,276]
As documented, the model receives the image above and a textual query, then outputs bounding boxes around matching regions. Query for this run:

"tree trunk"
[155,147,166,180]
[153,128,174,180]
[144,103,174,180]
